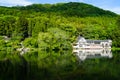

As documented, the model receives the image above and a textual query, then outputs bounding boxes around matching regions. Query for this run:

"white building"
[73,36,112,50]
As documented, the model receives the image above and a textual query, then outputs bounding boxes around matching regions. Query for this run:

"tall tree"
[16,15,28,40]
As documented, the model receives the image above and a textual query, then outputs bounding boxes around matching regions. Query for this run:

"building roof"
[76,36,112,43]
[76,36,86,42]
[86,40,109,43]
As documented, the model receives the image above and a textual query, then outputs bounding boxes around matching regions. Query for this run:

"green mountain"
[0,2,118,17]
[47,2,117,17]
[0,2,120,47]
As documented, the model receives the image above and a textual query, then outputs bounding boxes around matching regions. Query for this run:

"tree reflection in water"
[1,49,120,80]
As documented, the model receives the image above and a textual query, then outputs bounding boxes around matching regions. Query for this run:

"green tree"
[38,28,71,51]
[16,15,28,40]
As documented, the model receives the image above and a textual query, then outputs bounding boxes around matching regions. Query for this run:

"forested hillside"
[0,2,119,49]
[0,2,117,17]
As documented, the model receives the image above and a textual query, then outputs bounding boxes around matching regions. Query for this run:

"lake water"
[0,49,120,80]
[74,49,120,80]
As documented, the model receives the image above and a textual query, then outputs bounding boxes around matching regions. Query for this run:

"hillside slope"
[0,2,117,17]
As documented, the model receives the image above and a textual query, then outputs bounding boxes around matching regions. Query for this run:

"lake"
[0,49,120,80]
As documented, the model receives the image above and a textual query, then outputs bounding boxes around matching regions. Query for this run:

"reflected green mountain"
[0,50,120,80]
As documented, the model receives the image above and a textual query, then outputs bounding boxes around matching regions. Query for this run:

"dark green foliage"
[0,2,118,17]
[16,15,29,40]
[0,16,16,37]
[116,15,120,28]
[49,2,117,17]
[0,18,5,35]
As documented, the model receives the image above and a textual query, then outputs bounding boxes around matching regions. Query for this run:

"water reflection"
[73,49,112,61]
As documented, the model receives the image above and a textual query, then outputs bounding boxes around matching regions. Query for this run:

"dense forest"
[0,2,120,80]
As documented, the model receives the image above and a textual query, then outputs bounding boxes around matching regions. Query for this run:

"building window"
[79,45,82,47]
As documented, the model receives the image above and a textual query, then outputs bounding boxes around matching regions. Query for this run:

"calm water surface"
[0,49,120,80]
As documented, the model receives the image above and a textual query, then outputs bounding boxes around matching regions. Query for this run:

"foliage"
[38,28,71,51]
[9,2,117,17]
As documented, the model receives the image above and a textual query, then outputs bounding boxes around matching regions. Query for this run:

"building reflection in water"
[73,49,112,61]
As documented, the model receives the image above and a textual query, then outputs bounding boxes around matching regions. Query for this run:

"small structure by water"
[17,42,30,55]
[73,36,112,52]
[2,36,10,42]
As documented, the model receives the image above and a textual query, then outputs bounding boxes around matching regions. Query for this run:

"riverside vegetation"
[0,2,120,80]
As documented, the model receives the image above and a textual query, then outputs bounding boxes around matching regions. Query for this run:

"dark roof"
[86,40,109,43]
[76,36,111,43]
